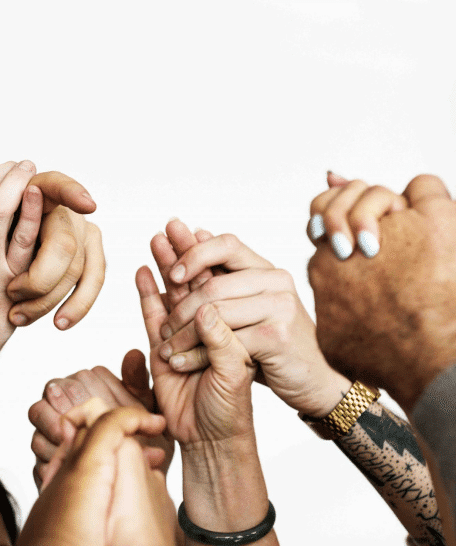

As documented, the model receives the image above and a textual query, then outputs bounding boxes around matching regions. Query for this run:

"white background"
[0,1,455,544]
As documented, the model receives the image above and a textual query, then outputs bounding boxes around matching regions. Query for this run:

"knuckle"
[28,402,42,425]
[31,431,44,456]
[91,365,109,376]
[54,231,78,259]
[28,297,56,317]
[275,291,299,317]
[220,233,240,253]
[74,369,93,383]
[273,269,295,290]
[310,193,326,215]
[348,179,368,191]
[65,379,89,405]
[323,207,342,231]
[211,322,233,350]
[13,229,36,250]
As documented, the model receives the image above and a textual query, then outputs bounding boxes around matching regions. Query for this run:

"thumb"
[121,349,156,412]
[194,304,254,377]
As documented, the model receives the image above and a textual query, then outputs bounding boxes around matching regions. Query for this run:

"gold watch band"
[300,381,381,441]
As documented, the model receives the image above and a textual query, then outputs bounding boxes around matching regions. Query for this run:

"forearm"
[335,401,444,545]
[181,433,279,546]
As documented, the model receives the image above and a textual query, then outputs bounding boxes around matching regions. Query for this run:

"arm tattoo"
[336,402,445,545]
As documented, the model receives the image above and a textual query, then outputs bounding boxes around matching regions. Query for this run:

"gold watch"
[299,381,381,441]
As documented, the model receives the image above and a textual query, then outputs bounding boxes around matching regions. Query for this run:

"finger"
[57,377,92,407]
[7,206,77,301]
[28,400,64,445]
[7,185,44,275]
[33,462,44,491]
[194,304,253,376]
[28,171,96,214]
[136,265,169,347]
[166,219,214,292]
[307,186,342,242]
[43,380,74,414]
[0,161,17,179]
[314,179,369,260]
[348,186,408,258]
[0,160,36,252]
[121,349,156,411]
[53,223,105,330]
[142,446,167,469]
[327,171,349,188]
[31,430,58,463]
[162,268,295,337]
[167,294,284,371]
[91,365,147,409]
[168,234,274,285]
[41,417,78,491]
[66,404,167,468]
[403,174,452,208]
[67,369,119,408]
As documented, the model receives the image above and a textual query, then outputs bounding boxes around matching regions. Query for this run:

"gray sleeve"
[412,362,456,536]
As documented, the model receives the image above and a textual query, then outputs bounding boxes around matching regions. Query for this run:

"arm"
[308,174,456,543]
[135,265,279,545]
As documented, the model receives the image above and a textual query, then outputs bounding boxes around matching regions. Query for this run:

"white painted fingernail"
[309,214,326,240]
[171,264,186,283]
[357,230,380,258]
[331,232,353,260]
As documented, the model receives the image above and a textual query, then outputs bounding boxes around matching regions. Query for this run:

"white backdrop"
[1,1,455,544]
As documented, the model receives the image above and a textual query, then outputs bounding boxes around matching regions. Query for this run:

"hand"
[19,399,177,546]
[146,219,351,418]
[308,175,407,259]
[308,174,456,411]
[0,161,44,348]
[137,261,257,446]
[29,360,174,491]
[6,168,105,330]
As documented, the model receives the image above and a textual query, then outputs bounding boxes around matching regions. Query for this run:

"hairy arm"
[335,401,444,545]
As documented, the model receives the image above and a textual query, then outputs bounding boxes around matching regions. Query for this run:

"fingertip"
[200,303,218,331]
[327,171,349,187]
[55,317,70,330]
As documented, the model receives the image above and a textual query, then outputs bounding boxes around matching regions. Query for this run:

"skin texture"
[18,400,177,546]
[0,161,105,340]
[308,174,456,411]
[136,233,279,543]
[29,362,175,491]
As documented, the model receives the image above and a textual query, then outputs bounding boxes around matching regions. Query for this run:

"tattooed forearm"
[336,401,445,545]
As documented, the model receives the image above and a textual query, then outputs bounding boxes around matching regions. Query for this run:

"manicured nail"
[11,313,27,326]
[18,160,35,172]
[170,355,185,370]
[161,324,173,340]
[331,232,353,260]
[202,304,217,329]
[159,343,173,360]
[170,264,186,283]
[56,318,70,330]
[48,383,63,397]
[357,230,380,258]
[309,214,326,240]
[81,192,96,205]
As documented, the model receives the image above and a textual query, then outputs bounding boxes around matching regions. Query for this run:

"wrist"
[181,432,269,532]
[296,369,352,419]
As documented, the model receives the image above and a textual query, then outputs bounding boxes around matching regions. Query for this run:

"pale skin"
[0,160,105,345]
[141,214,444,544]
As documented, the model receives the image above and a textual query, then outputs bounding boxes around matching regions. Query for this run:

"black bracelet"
[177,500,276,545]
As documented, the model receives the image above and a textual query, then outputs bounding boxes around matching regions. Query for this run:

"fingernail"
[161,324,173,340]
[357,230,380,258]
[18,160,35,172]
[309,214,326,240]
[170,355,185,370]
[56,317,70,330]
[81,192,96,205]
[26,185,41,199]
[202,304,217,329]
[167,216,180,223]
[331,232,353,260]
[48,382,62,397]
[327,171,347,183]
[170,264,186,283]
[159,343,173,360]
[11,313,28,326]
